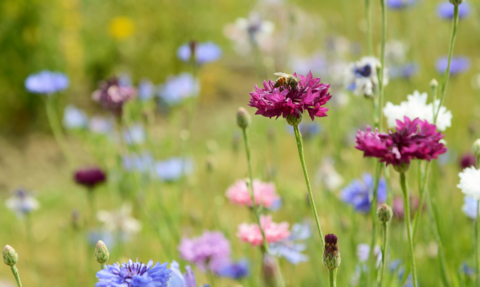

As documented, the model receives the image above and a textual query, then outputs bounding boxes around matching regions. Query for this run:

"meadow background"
[0,0,479,286]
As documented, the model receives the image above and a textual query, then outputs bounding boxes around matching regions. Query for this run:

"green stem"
[87,189,95,227]
[435,4,459,123]
[100,263,106,270]
[377,0,387,132]
[368,162,382,285]
[10,265,22,287]
[365,0,373,55]
[45,96,74,169]
[293,125,325,248]
[379,222,389,287]
[476,200,479,287]
[400,172,418,287]
[329,269,337,287]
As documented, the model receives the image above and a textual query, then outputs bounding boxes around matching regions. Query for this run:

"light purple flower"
[25,71,69,94]
[386,0,415,9]
[123,152,155,173]
[177,42,222,64]
[214,259,249,280]
[138,79,155,100]
[63,105,88,129]
[96,260,171,287]
[155,157,193,181]
[92,77,137,116]
[269,221,311,264]
[435,56,470,75]
[178,231,231,271]
[437,2,470,19]
[89,116,115,135]
[168,261,210,287]
[158,73,199,106]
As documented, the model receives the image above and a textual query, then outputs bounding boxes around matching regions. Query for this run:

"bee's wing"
[274,72,287,77]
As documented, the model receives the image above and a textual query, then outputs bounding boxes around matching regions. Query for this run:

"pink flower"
[248,71,332,121]
[92,77,137,116]
[226,179,280,209]
[237,215,290,246]
[355,116,447,167]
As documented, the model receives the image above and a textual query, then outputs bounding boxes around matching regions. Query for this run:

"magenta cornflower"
[226,179,280,209]
[355,116,447,168]
[92,77,137,116]
[248,71,332,121]
[178,231,231,271]
[237,215,290,246]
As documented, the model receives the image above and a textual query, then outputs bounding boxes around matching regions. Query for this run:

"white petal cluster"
[97,204,142,238]
[344,57,389,97]
[458,167,480,200]
[6,192,40,219]
[383,90,452,131]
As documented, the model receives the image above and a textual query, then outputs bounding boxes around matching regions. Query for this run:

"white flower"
[344,57,389,97]
[6,189,40,219]
[97,204,141,240]
[383,90,452,131]
[316,157,343,191]
[63,105,88,130]
[458,167,480,200]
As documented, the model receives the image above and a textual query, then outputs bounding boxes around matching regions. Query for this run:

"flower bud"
[95,240,109,264]
[430,79,438,90]
[262,253,279,287]
[286,113,302,127]
[3,245,18,266]
[237,107,251,129]
[449,0,463,5]
[393,162,410,173]
[377,204,393,223]
[323,234,341,271]
[472,139,480,158]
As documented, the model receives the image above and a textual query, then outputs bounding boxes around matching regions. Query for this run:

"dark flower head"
[459,153,477,169]
[323,234,340,271]
[249,71,332,122]
[96,260,171,287]
[74,167,107,189]
[92,77,137,116]
[355,116,447,168]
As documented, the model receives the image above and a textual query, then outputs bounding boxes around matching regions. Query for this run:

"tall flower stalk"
[3,245,23,287]
[46,95,74,169]
[365,0,373,55]
[377,204,392,287]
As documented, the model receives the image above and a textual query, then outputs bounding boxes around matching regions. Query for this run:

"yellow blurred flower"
[109,16,135,40]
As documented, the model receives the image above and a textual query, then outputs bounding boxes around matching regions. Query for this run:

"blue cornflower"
[158,73,199,106]
[341,173,387,213]
[462,196,478,220]
[462,262,475,276]
[389,63,419,79]
[155,157,193,181]
[123,152,155,173]
[96,260,171,287]
[5,188,40,219]
[168,261,209,287]
[215,259,249,280]
[177,42,222,64]
[123,124,146,146]
[386,0,415,9]
[437,2,470,19]
[269,221,310,264]
[63,105,89,130]
[138,79,156,101]
[435,56,470,75]
[25,70,69,94]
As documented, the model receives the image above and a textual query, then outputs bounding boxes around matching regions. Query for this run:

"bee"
[273,72,298,90]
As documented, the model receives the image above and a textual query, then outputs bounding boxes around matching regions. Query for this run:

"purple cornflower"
[25,70,69,94]
[96,259,171,287]
[92,77,137,116]
[74,167,107,189]
[177,41,222,64]
[249,71,332,121]
[435,56,470,75]
[178,231,231,271]
[158,73,199,106]
[168,261,210,287]
[437,2,470,19]
[341,174,387,213]
[386,0,415,9]
[355,116,447,168]
[269,221,311,264]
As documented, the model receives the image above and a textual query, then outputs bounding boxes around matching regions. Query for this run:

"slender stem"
[293,125,325,248]
[368,162,382,285]
[329,269,337,287]
[365,0,372,55]
[435,4,459,123]
[399,172,418,287]
[428,195,451,287]
[10,265,22,287]
[377,0,387,132]
[87,189,95,227]
[379,222,389,287]
[45,96,74,169]
[100,263,106,270]
[476,200,479,287]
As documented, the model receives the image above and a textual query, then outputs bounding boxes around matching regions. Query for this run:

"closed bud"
[393,162,410,173]
[286,113,302,127]
[377,204,393,223]
[430,79,438,90]
[95,240,109,264]
[472,139,480,158]
[3,245,18,266]
[323,234,341,271]
[237,107,251,129]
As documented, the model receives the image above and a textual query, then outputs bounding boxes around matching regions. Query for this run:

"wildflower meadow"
[1,0,480,286]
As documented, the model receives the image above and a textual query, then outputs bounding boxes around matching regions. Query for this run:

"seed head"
[323,234,341,271]
[95,240,110,264]
[377,204,393,223]
[3,245,18,266]
[237,107,251,129]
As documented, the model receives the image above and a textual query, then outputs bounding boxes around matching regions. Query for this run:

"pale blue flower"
[269,221,310,264]
[63,105,88,129]
[437,2,470,19]
[215,259,249,280]
[158,73,199,106]
[155,158,193,181]
[25,71,69,94]
[123,124,146,146]
[341,174,387,213]
[123,152,155,173]
[387,0,415,9]
[389,63,419,79]
[462,196,479,220]
[436,56,470,75]
[177,42,222,64]
[168,261,210,287]
[138,79,155,100]
[88,229,116,249]
[5,188,40,219]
